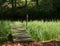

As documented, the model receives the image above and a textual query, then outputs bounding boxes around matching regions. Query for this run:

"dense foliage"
[0,20,60,42]
[26,21,60,41]
[3,20,60,41]
[0,20,11,43]
[0,0,60,20]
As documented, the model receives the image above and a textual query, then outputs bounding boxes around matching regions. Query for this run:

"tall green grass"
[0,20,11,43]
[25,21,60,41]
[14,20,60,41]
[1,20,60,42]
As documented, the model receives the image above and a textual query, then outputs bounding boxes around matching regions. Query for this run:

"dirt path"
[2,40,60,46]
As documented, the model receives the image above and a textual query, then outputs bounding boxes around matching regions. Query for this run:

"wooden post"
[26,14,28,31]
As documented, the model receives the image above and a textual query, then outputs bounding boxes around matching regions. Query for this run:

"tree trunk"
[25,0,27,7]
[11,0,14,15]
[0,0,3,17]
[15,0,16,7]
[36,0,39,7]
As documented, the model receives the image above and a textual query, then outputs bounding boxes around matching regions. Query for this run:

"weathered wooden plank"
[14,29,27,32]
[13,36,31,38]
[13,38,34,42]
[11,25,24,28]
[12,33,31,37]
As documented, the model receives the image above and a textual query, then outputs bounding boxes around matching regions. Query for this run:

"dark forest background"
[0,0,60,21]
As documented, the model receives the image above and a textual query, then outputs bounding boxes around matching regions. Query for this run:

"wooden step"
[12,33,28,35]
[12,34,31,37]
[11,25,24,29]
[13,36,31,38]
[11,28,25,31]
[14,31,28,33]
[13,38,34,42]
